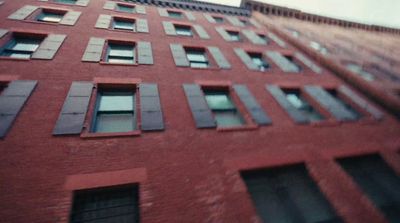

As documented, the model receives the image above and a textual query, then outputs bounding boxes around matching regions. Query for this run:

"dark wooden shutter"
[0,80,37,138]
[304,85,358,121]
[233,85,272,125]
[140,83,164,131]
[53,82,93,135]
[183,84,216,128]
[266,85,308,124]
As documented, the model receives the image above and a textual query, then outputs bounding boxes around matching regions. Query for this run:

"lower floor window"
[0,36,43,59]
[204,90,245,127]
[93,90,136,133]
[70,184,139,223]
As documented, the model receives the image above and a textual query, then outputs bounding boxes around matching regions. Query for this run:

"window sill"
[99,61,138,66]
[309,120,340,127]
[80,130,141,139]
[0,56,30,61]
[216,124,258,132]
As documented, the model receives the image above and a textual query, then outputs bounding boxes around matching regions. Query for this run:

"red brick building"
[0,0,399,223]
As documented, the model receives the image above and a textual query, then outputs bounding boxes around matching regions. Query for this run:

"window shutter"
[135,5,146,14]
[95,14,111,29]
[266,51,299,73]
[203,13,216,23]
[338,85,384,120]
[233,85,272,125]
[53,82,93,135]
[294,52,322,74]
[183,84,216,128]
[8,5,38,20]
[82,37,105,62]
[137,41,153,65]
[136,18,149,33]
[249,18,262,28]
[266,85,308,124]
[215,27,231,41]
[304,85,357,121]
[0,80,37,138]
[234,48,258,71]
[242,30,266,45]
[185,11,196,21]
[158,8,168,17]
[170,44,189,67]
[267,32,287,48]
[60,11,81,26]
[140,83,164,131]
[0,29,8,38]
[76,0,90,6]
[31,34,66,60]
[226,16,244,27]
[162,21,176,35]
[208,46,231,69]
[103,1,115,10]
[193,25,210,39]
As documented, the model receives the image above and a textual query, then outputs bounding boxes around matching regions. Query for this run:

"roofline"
[241,0,400,35]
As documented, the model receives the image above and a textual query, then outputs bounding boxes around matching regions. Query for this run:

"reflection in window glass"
[0,36,43,59]
[37,11,64,23]
[186,49,208,68]
[175,25,192,36]
[107,43,135,64]
[284,89,324,122]
[116,4,135,13]
[249,52,269,71]
[213,16,224,23]
[113,20,135,31]
[227,30,240,41]
[168,11,183,19]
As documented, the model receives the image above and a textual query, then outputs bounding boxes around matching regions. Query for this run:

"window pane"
[1,51,31,59]
[205,93,235,110]
[117,5,134,13]
[285,91,324,122]
[346,63,375,81]
[250,53,269,71]
[214,111,245,127]
[98,94,134,111]
[108,44,134,57]
[38,12,63,23]
[328,90,362,120]
[227,31,240,41]
[214,16,224,23]
[114,20,134,31]
[175,26,192,36]
[11,39,41,52]
[54,0,77,4]
[95,113,135,133]
[108,57,134,64]
[190,62,208,68]
[186,51,207,62]
[168,11,183,18]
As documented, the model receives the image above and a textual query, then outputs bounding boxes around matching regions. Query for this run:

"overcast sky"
[199,0,400,28]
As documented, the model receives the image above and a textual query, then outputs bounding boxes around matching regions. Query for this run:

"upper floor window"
[327,89,362,120]
[284,89,324,122]
[106,43,135,64]
[36,10,65,23]
[186,49,208,68]
[54,0,77,4]
[213,16,224,23]
[204,90,245,127]
[175,25,192,37]
[346,63,375,81]
[284,55,301,72]
[92,90,136,133]
[0,35,43,59]
[168,10,183,19]
[70,184,139,223]
[116,4,135,13]
[249,52,269,71]
[310,41,328,55]
[227,30,241,41]
[113,18,135,31]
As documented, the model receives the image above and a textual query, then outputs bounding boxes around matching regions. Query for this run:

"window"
[70,184,139,223]
[249,52,269,71]
[227,30,240,41]
[168,10,183,19]
[284,89,324,122]
[175,25,192,36]
[0,35,43,59]
[54,0,77,4]
[106,43,135,64]
[116,4,135,13]
[204,90,245,127]
[258,34,267,42]
[113,18,135,31]
[337,155,400,222]
[186,49,208,68]
[284,55,301,72]
[239,19,248,25]
[92,90,136,133]
[346,63,375,81]
[213,16,224,23]
[36,10,65,23]
[310,41,328,55]
[241,164,342,223]
[327,89,362,120]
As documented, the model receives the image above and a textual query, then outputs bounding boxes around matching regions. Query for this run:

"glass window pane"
[38,12,63,23]
[175,26,192,36]
[117,5,134,13]
[186,51,207,62]
[98,94,134,111]
[214,111,245,127]
[214,17,224,23]
[286,91,324,122]
[205,93,235,110]
[54,0,77,4]
[114,20,134,30]
[328,90,362,120]
[108,44,134,57]
[227,31,240,41]
[95,113,135,133]
[168,11,183,18]
[11,39,41,52]
[190,62,208,68]
[108,57,134,64]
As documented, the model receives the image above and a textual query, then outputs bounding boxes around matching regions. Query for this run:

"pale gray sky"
[200,0,400,29]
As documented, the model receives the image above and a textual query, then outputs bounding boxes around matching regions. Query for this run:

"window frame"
[105,41,136,64]
[112,17,136,31]
[0,33,45,59]
[248,51,270,71]
[185,47,209,69]
[167,10,183,19]
[35,9,66,23]
[174,24,193,37]
[116,3,136,13]
[283,88,325,122]
[226,30,241,41]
